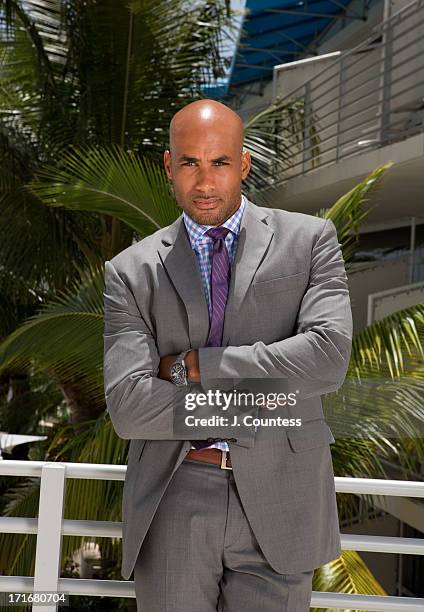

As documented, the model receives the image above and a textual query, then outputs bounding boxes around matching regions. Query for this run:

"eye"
[181,161,229,167]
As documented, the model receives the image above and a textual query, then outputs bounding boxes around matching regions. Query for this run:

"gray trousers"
[134,458,314,611]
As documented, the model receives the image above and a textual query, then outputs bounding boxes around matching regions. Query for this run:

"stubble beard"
[179,196,241,227]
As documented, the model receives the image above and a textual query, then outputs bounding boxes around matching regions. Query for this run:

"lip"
[194,198,220,209]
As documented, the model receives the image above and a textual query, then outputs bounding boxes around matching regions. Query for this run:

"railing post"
[302,81,312,173]
[336,57,345,162]
[379,0,394,145]
[409,216,416,283]
[33,463,66,612]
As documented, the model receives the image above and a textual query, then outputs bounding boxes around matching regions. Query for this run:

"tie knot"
[206,226,230,241]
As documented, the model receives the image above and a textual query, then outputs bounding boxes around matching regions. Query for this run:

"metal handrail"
[271,84,424,177]
[298,15,424,103]
[0,460,424,610]
[275,77,424,167]
[296,28,423,109]
[271,0,424,182]
[274,0,422,99]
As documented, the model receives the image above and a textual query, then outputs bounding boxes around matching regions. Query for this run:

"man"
[103,99,353,611]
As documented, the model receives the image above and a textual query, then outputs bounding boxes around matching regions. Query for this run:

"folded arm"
[104,218,352,440]
[103,260,197,440]
[198,218,353,398]
[104,262,228,441]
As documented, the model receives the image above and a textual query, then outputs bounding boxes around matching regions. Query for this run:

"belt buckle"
[220,450,232,470]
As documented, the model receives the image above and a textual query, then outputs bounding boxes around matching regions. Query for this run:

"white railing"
[0,460,424,611]
[367,280,424,325]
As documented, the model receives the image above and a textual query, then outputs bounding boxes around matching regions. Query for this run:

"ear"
[241,149,251,180]
[163,150,172,180]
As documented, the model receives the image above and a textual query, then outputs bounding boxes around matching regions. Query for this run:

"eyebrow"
[177,155,232,163]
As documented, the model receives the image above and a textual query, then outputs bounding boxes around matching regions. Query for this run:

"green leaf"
[243,96,309,199]
[312,550,386,612]
[0,264,105,408]
[29,145,181,236]
[319,162,394,263]
[350,303,424,379]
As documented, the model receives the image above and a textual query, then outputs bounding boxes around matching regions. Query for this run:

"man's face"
[163,122,251,226]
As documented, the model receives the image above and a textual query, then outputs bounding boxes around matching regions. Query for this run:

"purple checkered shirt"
[183,194,247,451]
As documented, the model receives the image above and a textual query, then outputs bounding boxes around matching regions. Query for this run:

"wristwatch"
[170,350,191,387]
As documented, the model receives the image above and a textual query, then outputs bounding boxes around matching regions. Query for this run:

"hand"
[158,350,200,383]
[185,350,200,383]
[158,353,179,381]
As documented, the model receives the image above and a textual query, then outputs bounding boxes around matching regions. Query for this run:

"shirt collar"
[183,194,246,248]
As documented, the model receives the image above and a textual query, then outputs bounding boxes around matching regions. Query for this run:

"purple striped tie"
[191,226,231,450]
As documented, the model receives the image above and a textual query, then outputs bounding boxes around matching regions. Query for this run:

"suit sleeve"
[103,260,193,440]
[103,260,256,442]
[198,218,353,398]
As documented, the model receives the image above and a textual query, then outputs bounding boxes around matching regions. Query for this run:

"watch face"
[170,362,186,386]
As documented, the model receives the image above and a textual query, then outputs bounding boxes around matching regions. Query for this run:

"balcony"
[0,459,423,611]
[266,0,424,224]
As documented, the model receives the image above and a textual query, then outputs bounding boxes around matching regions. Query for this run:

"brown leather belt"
[185,448,232,470]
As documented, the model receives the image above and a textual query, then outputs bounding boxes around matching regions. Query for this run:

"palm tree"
[1,0,423,609]
[2,155,424,607]
[0,0,236,426]
[0,0,305,423]
[0,0,237,607]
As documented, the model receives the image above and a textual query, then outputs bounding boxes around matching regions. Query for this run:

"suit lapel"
[222,199,274,345]
[157,197,274,348]
[157,218,210,348]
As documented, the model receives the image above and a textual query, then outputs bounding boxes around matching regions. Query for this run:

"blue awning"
[205,0,371,97]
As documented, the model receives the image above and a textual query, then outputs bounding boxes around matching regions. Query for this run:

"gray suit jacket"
[103,197,353,580]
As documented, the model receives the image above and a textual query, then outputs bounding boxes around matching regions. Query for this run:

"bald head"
[169,99,244,154]
[164,99,251,226]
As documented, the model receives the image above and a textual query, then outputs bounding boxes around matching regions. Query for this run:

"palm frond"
[0,0,72,150]
[0,264,105,407]
[67,0,235,153]
[318,162,394,263]
[48,413,128,567]
[0,414,128,586]
[349,303,424,379]
[243,96,308,198]
[0,189,101,292]
[327,377,424,494]
[29,144,181,238]
[0,413,128,582]
[0,267,39,338]
[312,550,386,612]
[325,303,424,518]
[0,476,39,581]
[241,81,392,208]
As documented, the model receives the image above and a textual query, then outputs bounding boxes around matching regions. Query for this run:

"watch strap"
[176,349,190,366]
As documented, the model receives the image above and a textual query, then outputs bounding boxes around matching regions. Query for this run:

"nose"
[194,165,216,194]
